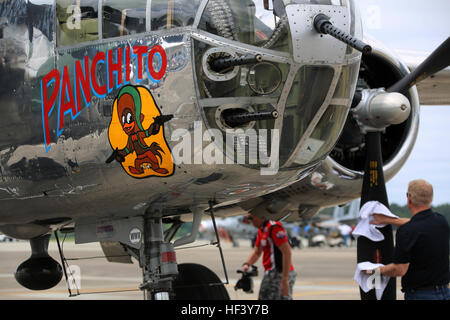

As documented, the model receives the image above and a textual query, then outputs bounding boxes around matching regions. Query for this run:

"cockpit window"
[56,0,99,46]
[102,0,147,38]
[199,0,290,53]
[150,0,201,31]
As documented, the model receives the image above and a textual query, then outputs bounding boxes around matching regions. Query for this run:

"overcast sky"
[386,107,450,206]
[358,0,450,205]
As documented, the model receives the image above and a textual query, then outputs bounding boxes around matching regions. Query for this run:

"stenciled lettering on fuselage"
[40,44,167,153]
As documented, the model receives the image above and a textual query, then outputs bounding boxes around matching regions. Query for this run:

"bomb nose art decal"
[108,85,174,179]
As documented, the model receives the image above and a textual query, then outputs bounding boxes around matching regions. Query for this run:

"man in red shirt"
[241,214,297,300]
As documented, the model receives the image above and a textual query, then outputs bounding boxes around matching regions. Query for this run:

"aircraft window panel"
[150,0,201,31]
[280,66,334,166]
[330,0,342,5]
[291,0,341,5]
[333,62,360,101]
[199,0,291,53]
[288,62,359,166]
[298,104,349,165]
[102,0,147,38]
[56,0,100,46]
[293,63,359,164]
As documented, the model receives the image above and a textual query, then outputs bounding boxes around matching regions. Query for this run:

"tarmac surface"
[0,239,404,300]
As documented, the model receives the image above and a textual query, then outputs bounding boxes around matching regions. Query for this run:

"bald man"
[371,179,449,300]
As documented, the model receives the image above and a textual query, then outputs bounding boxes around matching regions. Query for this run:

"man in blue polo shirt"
[371,179,449,300]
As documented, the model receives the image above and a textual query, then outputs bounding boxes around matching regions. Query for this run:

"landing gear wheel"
[173,263,230,300]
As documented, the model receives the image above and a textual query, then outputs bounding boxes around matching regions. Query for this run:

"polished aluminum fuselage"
[0,0,419,236]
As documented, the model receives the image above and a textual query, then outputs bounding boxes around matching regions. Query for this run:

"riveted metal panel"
[286,4,350,64]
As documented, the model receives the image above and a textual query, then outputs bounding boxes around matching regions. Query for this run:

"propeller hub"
[351,88,411,134]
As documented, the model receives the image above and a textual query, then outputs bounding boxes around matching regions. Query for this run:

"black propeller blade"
[388,37,450,94]
[357,37,450,300]
[357,132,396,300]
[352,37,450,107]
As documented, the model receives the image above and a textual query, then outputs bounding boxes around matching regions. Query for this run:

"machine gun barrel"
[223,110,278,127]
[210,54,263,73]
[153,114,174,125]
[314,14,372,55]
[105,148,125,164]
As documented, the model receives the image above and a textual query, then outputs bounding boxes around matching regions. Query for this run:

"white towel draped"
[352,201,399,242]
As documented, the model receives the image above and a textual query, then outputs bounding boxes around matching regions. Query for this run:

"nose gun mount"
[314,13,372,55]
[209,54,263,73]
[222,109,278,128]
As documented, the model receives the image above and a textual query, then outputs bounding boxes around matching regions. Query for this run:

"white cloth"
[338,224,352,236]
[352,201,399,242]
[354,262,390,300]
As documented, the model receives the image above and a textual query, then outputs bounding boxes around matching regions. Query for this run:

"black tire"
[173,263,230,300]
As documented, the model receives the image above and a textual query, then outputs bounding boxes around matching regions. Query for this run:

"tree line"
[319,203,450,226]
[390,203,450,225]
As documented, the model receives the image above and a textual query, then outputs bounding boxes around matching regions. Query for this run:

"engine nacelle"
[330,43,420,175]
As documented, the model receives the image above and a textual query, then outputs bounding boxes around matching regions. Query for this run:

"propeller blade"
[354,30,450,304]
[388,37,450,93]
[357,132,396,300]
[351,37,450,108]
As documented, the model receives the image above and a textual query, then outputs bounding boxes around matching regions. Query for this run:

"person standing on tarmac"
[370,179,449,300]
[241,214,297,300]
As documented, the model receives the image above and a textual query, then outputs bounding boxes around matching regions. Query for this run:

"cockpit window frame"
[55,0,206,50]
[191,29,360,170]
[281,65,342,168]
[189,0,361,171]
[56,0,150,48]
[55,0,102,47]
[51,0,362,172]
[101,0,149,39]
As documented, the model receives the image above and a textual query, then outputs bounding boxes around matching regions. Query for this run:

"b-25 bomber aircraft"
[0,0,449,300]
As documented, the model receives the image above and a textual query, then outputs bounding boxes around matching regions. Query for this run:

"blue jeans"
[404,287,450,300]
